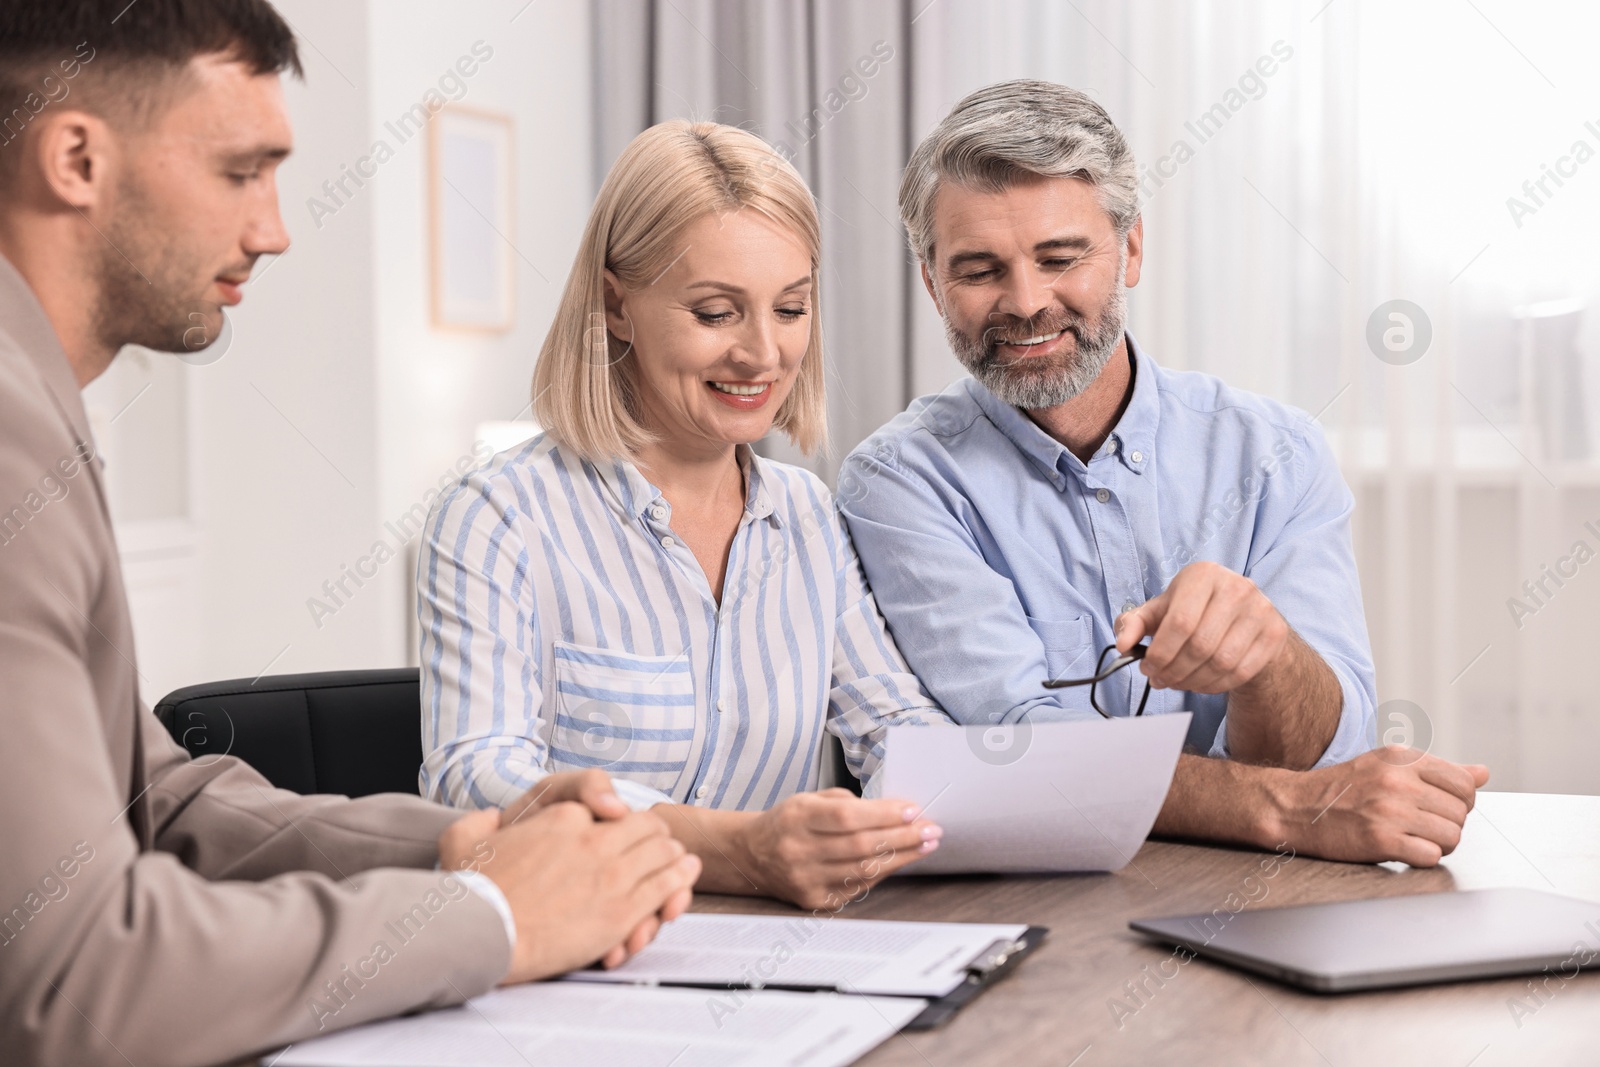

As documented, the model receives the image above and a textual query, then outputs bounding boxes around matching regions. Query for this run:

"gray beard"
[945,281,1128,410]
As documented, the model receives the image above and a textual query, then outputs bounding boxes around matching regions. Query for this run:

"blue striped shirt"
[418,435,947,812]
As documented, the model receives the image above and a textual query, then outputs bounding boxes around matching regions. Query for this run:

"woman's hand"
[526,778,942,911]
[731,788,942,910]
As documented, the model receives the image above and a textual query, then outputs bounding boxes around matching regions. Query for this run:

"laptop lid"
[1130,887,1600,993]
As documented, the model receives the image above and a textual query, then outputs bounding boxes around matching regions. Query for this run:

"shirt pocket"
[548,641,698,791]
[1027,613,1096,682]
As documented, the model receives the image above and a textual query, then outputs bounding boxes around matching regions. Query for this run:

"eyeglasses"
[1042,643,1151,719]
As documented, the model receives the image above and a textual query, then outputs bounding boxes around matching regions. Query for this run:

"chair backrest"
[157,666,863,800]
[154,668,423,798]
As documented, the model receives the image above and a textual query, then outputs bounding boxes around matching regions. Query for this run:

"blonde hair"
[533,121,826,461]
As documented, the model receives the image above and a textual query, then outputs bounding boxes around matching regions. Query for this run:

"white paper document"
[878,714,1191,874]
[268,982,923,1067]
[563,913,1030,997]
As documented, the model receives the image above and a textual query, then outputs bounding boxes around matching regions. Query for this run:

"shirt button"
[1121,600,1138,615]
[650,504,667,520]
[716,699,727,713]
[660,535,674,548]
[1130,450,1144,463]
[1106,438,1119,454]
[1095,488,1111,504]
[695,785,709,800]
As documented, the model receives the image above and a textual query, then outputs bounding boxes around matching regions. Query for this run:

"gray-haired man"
[842,80,1488,866]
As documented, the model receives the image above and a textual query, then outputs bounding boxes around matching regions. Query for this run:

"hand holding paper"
[878,715,1191,874]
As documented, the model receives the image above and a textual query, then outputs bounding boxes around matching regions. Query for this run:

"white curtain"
[594,0,1600,792]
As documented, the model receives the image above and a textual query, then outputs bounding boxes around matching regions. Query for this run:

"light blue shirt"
[418,435,946,813]
[838,336,1376,766]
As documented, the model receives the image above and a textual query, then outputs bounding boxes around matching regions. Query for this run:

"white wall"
[190,0,387,687]
[368,0,595,667]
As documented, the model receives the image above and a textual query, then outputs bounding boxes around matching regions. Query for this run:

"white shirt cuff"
[612,776,675,812]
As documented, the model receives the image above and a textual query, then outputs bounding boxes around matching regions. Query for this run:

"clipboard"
[903,925,1050,1029]
[567,922,1050,1031]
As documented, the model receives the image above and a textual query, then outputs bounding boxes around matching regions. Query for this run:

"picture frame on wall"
[428,105,516,333]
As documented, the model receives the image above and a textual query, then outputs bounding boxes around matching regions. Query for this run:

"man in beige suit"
[0,3,702,1064]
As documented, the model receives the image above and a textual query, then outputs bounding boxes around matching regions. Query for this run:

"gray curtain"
[593,0,917,480]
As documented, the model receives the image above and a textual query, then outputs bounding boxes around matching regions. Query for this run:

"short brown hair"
[0,0,301,179]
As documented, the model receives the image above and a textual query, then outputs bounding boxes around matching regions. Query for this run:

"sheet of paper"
[563,914,1029,997]
[878,714,1191,874]
[268,983,923,1067]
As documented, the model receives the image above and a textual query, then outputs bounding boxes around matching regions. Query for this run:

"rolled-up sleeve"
[1211,417,1376,767]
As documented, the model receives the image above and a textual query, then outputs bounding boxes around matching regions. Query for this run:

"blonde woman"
[419,121,947,909]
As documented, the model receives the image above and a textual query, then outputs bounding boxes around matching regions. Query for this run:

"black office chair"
[157,666,862,800]
[154,668,424,798]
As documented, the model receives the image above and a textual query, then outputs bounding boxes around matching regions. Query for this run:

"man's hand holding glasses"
[1045,561,1336,771]
[1112,560,1290,696]
[1038,559,1491,870]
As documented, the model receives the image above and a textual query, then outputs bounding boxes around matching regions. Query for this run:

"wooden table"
[693,792,1600,1066]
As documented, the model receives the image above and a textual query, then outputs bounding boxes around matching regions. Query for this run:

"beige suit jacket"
[0,255,510,1066]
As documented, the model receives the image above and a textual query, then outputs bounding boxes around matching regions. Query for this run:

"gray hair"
[899,79,1140,265]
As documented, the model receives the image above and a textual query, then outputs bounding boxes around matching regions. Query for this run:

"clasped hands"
[435,772,698,985]
[437,768,940,985]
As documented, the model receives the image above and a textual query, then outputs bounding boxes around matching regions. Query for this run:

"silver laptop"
[1129,887,1600,992]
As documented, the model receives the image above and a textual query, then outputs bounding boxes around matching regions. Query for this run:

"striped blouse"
[417,434,947,813]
